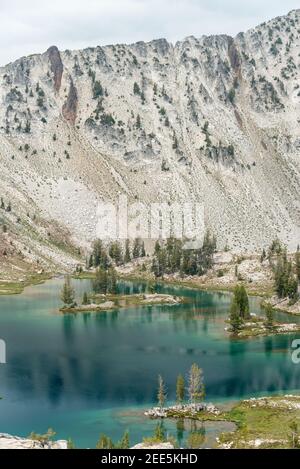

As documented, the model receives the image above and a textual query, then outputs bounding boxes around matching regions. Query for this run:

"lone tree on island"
[229,284,250,332]
[61,276,75,306]
[229,296,243,333]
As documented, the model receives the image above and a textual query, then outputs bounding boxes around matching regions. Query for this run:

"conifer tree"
[93,267,108,294]
[82,292,89,305]
[118,430,130,449]
[154,421,166,442]
[96,434,114,449]
[61,277,75,306]
[108,267,117,294]
[124,239,131,263]
[264,304,274,329]
[157,375,167,409]
[295,250,300,283]
[229,296,242,332]
[176,374,185,404]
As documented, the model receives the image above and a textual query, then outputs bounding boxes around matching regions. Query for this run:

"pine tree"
[295,250,300,283]
[157,375,167,409]
[93,267,108,294]
[61,276,75,305]
[188,363,205,403]
[124,239,131,263]
[133,82,141,95]
[109,241,123,265]
[82,292,89,305]
[236,285,250,319]
[93,81,103,99]
[87,255,93,269]
[107,267,117,294]
[92,240,109,268]
[264,304,274,329]
[154,421,166,442]
[229,296,242,332]
[118,430,130,449]
[133,238,141,258]
[136,114,141,129]
[96,434,114,449]
[176,374,185,404]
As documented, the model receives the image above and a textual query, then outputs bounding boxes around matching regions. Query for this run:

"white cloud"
[1,0,299,65]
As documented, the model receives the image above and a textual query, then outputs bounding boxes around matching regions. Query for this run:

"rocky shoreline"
[60,293,184,313]
[0,433,67,450]
[145,403,221,419]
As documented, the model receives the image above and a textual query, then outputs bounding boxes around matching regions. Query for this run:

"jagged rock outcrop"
[47,46,64,92]
[0,9,299,270]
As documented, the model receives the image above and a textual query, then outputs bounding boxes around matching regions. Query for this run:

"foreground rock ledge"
[0,433,68,449]
[131,442,175,450]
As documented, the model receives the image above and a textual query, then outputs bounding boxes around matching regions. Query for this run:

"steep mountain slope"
[0,9,300,273]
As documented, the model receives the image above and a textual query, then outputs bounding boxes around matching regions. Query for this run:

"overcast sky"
[1,0,299,66]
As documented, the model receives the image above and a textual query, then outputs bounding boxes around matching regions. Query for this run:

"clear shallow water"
[0,278,299,448]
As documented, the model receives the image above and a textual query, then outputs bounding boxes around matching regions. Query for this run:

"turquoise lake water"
[0,278,299,448]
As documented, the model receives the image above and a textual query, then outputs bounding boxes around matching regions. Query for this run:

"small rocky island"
[145,403,221,419]
[60,293,184,313]
[226,316,300,338]
[227,285,300,338]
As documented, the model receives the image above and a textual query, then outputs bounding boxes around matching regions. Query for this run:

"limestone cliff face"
[0,9,299,266]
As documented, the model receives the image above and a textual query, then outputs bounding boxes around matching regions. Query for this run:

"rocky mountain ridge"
[0,9,300,275]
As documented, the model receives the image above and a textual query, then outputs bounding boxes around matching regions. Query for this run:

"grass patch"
[0,273,51,296]
[219,396,300,448]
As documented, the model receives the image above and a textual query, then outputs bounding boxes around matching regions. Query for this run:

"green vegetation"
[93,81,103,99]
[100,113,115,126]
[229,285,250,333]
[96,429,130,449]
[88,238,145,270]
[151,231,216,279]
[133,238,146,259]
[176,374,185,404]
[264,303,274,329]
[142,421,178,447]
[92,267,117,295]
[157,375,167,409]
[60,276,75,306]
[219,397,300,449]
[227,88,236,104]
[28,428,56,447]
[0,273,51,296]
[133,82,141,96]
[266,239,299,304]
